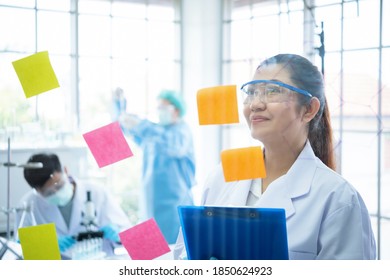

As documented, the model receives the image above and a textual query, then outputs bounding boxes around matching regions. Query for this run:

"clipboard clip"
[203,207,259,219]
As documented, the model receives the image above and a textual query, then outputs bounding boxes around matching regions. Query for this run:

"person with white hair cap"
[118,89,196,244]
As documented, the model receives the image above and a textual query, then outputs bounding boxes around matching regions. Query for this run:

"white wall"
[181,0,224,203]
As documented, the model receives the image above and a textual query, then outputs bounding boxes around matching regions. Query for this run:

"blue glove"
[99,224,120,243]
[58,236,76,253]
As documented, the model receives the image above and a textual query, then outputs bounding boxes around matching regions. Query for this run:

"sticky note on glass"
[12,51,60,98]
[197,85,239,125]
[83,121,133,168]
[18,223,61,260]
[119,218,170,260]
[221,147,266,182]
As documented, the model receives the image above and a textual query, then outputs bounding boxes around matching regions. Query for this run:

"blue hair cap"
[158,90,186,117]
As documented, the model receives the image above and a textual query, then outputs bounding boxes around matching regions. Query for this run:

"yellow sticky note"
[18,223,61,260]
[12,51,60,98]
[221,147,266,182]
[197,85,239,125]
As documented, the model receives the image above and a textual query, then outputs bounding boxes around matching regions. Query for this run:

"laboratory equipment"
[62,190,106,259]
[0,137,42,258]
[81,191,98,231]
[0,236,22,260]
[68,236,106,260]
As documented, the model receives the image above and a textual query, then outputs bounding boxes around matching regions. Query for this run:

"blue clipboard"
[178,206,289,260]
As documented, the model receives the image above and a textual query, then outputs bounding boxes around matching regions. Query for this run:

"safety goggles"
[240,79,312,104]
[39,174,66,197]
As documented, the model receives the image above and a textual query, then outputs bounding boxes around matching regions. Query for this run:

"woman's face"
[243,63,308,145]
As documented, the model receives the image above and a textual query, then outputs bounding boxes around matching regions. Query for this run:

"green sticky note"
[18,223,61,260]
[12,51,60,98]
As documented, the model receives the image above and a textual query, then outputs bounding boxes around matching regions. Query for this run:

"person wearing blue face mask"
[18,153,131,254]
[117,90,196,244]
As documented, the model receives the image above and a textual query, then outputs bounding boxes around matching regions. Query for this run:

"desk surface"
[108,244,175,260]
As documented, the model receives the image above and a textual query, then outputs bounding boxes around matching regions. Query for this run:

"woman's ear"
[302,97,320,123]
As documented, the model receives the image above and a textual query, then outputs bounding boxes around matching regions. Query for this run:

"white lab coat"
[18,180,131,237]
[174,141,376,260]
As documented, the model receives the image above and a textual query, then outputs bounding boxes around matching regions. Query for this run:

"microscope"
[78,190,104,241]
[64,190,105,260]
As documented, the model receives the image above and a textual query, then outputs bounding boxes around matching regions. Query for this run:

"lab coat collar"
[32,189,69,234]
[255,141,317,219]
[284,141,317,199]
[211,179,252,206]
[68,183,84,234]
[46,181,80,235]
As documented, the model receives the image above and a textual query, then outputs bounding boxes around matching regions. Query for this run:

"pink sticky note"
[119,218,171,260]
[83,121,133,168]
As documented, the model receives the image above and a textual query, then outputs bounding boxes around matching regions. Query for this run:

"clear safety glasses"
[240,79,313,104]
[40,174,66,197]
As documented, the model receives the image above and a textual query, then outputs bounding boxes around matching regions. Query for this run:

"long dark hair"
[257,54,336,170]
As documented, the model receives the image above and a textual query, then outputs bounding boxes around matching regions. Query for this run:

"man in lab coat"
[18,153,131,253]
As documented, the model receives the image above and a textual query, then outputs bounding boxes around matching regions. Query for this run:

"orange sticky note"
[221,147,266,182]
[12,51,60,98]
[18,223,61,260]
[197,85,239,125]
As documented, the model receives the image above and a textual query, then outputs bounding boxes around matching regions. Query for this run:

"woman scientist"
[118,90,196,244]
[174,54,376,259]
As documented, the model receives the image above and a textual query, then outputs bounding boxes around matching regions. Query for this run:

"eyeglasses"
[240,79,312,104]
[39,174,66,197]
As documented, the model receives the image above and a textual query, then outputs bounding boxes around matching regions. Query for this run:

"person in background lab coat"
[118,90,196,244]
[174,53,376,260]
[19,153,131,253]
